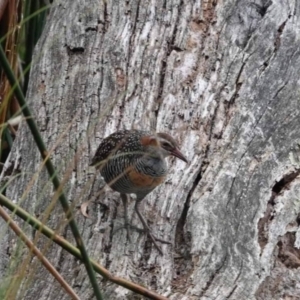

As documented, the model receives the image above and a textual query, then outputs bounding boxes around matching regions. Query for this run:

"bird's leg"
[134,200,171,255]
[113,194,144,238]
[120,193,131,242]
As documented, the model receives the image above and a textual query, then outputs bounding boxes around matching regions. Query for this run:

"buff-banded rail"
[90,129,188,254]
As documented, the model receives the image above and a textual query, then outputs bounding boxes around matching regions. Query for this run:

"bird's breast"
[127,168,166,189]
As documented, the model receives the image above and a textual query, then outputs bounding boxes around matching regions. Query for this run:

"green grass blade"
[0,44,103,300]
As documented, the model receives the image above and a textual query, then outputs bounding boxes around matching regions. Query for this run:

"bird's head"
[140,132,188,163]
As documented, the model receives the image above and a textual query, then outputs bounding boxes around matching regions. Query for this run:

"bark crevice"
[258,170,300,252]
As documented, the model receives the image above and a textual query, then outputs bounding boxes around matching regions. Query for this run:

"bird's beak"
[171,148,188,163]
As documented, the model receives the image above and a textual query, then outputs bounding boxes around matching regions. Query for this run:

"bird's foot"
[143,227,172,255]
[113,222,148,242]
[112,222,135,242]
[112,223,171,254]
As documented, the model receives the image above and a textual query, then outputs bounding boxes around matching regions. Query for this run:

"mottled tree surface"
[3,0,300,299]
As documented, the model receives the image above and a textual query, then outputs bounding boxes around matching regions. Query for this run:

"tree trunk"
[4,0,300,299]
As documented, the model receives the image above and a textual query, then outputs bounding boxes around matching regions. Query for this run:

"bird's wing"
[90,130,131,166]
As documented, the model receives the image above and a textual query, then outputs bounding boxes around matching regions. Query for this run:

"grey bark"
[2,0,300,299]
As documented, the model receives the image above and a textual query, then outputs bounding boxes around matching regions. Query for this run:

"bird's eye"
[162,142,171,149]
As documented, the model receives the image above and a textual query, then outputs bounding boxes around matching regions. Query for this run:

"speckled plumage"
[90,129,187,254]
[91,130,175,199]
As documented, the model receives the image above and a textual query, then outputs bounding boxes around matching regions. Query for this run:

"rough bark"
[2,0,300,299]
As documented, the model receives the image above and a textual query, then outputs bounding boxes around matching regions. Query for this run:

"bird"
[90,129,188,254]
